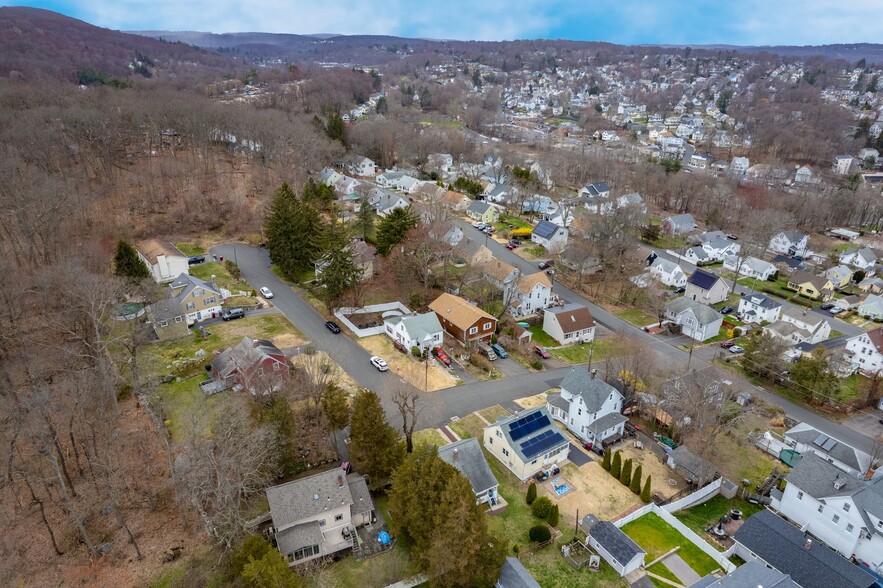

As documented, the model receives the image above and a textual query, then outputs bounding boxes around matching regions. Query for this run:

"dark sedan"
[324,321,342,334]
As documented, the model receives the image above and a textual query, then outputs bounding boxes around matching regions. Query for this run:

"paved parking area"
[568,443,593,466]
[842,409,883,438]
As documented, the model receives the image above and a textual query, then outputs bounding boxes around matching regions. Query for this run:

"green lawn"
[175,242,206,256]
[190,261,254,294]
[151,375,238,443]
[650,234,688,250]
[411,428,448,448]
[449,413,487,440]
[673,496,764,542]
[550,338,622,364]
[615,308,658,327]
[523,246,547,257]
[528,324,558,347]
[479,405,512,423]
[621,513,721,576]
[646,562,681,587]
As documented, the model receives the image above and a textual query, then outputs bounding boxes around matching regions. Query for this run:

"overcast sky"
[13,0,883,45]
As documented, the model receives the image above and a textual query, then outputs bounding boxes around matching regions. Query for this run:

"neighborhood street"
[214,241,880,454]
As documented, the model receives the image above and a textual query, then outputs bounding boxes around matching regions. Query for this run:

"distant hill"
[0,7,238,82]
[653,43,883,64]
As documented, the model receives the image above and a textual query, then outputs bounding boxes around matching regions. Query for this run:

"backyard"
[549,337,623,364]
[621,512,721,577]
[615,307,659,328]
[674,495,764,540]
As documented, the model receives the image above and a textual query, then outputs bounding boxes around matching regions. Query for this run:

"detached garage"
[581,515,646,577]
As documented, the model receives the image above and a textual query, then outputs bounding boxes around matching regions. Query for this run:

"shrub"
[630,465,643,494]
[526,482,537,505]
[610,451,622,478]
[530,359,543,370]
[224,258,242,279]
[620,458,633,486]
[602,447,611,471]
[641,476,652,503]
[531,496,553,519]
[411,346,422,357]
[548,504,559,527]
[529,525,551,543]
[490,333,498,344]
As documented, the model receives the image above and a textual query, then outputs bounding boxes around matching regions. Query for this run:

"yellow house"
[482,406,570,481]
[466,200,499,224]
[786,270,834,301]
[168,273,223,324]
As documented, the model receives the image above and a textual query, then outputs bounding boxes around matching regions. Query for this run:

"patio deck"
[353,503,395,560]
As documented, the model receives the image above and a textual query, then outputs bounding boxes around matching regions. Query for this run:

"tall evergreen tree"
[620,458,633,486]
[349,389,403,488]
[630,465,643,494]
[641,476,652,503]
[602,447,612,471]
[264,183,326,279]
[611,451,622,479]
[301,177,335,209]
[315,232,363,309]
[356,198,376,240]
[375,206,418,256]
[113,239,150,280]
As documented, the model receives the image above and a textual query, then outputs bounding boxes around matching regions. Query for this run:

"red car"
[720,341,735,349]
[505,242,519,250]
[533,345,551,359]
[433,347,452,367]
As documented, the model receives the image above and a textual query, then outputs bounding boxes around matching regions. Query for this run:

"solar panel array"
[813,434,838,452]
[508,411,550,441]
[520,429,566,459]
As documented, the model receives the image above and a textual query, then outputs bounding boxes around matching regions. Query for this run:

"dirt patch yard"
[515,391,555,410]
[614,443,688,500]
[539,461,643,527]
[292,350,361,395]
[358,336,459,391]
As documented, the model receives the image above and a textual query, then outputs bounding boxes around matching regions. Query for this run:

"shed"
[581,515,646,577]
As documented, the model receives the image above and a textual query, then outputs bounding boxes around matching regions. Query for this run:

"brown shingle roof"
[789,270,830,292]
[429,293,495,330]
[516,271,552,295]
[136,239,186,264]
[547,304,594,333]
[484,258,517,283]
[866,327,883,354]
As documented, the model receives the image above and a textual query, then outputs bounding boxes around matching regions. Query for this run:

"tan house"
[168,273,223,324]
[787,270,834,301]
[483,406,570,481]
[266,468,375,565]
[136,239,190,283]
[145,298,189,341]
[483,257,519,292]
[511,272,553,317]
[429,292,497,345]
[455,237,494,266]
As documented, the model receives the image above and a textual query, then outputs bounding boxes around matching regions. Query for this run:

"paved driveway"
[567,443,593,466]
[842,409,883,438]
[662,553,701,586]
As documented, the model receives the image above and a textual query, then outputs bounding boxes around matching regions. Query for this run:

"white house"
[383,312,444,353]
[318,167,343,186]
[649,256,688,287]
[858,294,883,321]
[399,176,421,194]
[581,516,646,577]
[136,240,190,284]
[510,272,552,317]
[846,327,883,372]
[345,155,376,177]
[483,406,570,481]
[578,182,610,200]
[334,175,360,196]
[833,155,854,175]
[795,165,814,184]
[769,231,809,256]
[774,452,883,574]
[374,193,410,217]
[542,304,595,346]
[375,170,407,188]
[840,247,877,272]
[614,192,646,213]
[664,297,723,341]
[765,308,832,345]
[437,438,499,506]
[601,130,620,141]
[697,231,741,261]
[730,156,750,174]
[531,220,569,252]
[737,293,782,324]
[660,213,696,236]
[723,256,777,281]
[685,269,729,305]
[684,246,711,265]
[546,366,625,447]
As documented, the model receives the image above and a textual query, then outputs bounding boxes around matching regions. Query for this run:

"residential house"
[859,276,883,294]
[649,256,688,288]
[415,183,446,203]
[429,293,497,345]
[840,247,878,273]
[580,515,646,577]
[859,148,879,165]
[440,190,471,211]
[684,246,712,266]
[482,406,570,481]
[660,213,696,236]
[427,153,453,173]
[653,368,734,430]
[783,423,877,479]
[834,155,855,175]
[688,561,798,588]
[666,446,717,486]
[737,293,782,324]
[546,367,625,447]
[466,200,500,224]
[542,304,596,346]
[375,170,406,188]
[334,175,360,196]
[145,298,188,341]
[315,240,375,281]
[345,155,376,177]
[209,336,289,394]
[664,297,723,341]
[168,273,222,324]
[455,238,494,267]
[510,272,552,317]
[495,557,541,588]
[765,307,832,345]
[729,156,750,174]
[787,270,834,301]
[769,231,809,256]
[437,438,499,505]
[685,269,729,305]
[846,327,883,372]
[723,256,777,281]
[731,509,876,588]
[773,254,808,274]
[795,165,814,184]
[773,452,883,575]
[266,468,375,565]
[136,240,189,283]
[485,183,513,205]
[614,192,646,213]
[697,231,741,261]
[531,220,568,252]
[318,167,343,186]
[373,192,410,217]
[398,175,421,195]
[484,258,520,300]
[383,312,443,353]
[825,265,854,289]
[560,243,601,275]
[522,194,557,216]
[858,294,883,321]
[578,181,611,200]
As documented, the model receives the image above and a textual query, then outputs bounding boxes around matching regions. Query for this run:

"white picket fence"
[663,478,723,513]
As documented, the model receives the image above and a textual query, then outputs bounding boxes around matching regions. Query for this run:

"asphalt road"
[215,240,879,454]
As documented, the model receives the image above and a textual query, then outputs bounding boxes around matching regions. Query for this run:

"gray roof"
[546,393,570,412]
[742,256,775,275]
[665,213,695,228]
[853,476,883,536]
[266,468,355,527]
[148,298,185,321]
[687,246,710,261]
[733,510,875,588]
[785,452,864,499]
[496,557,541,588]
[651,256,682,275]
[532,219,561,239]
[669,446,716,480]
[784,424,866,473]
[665,297,720,326]
[583,182,610,196]
[346,473,373,517]
[169,272,220,302]
[559,367,621,413]
[741,293,781,310]
[275,521,323,557]
[588,521,645,564]
[438,437,498,495]
[210,336,285,379]
[376,192,408,212]
[467,200,493,215]
[491,406,569,464]
[587,412,628,436]
[780,231,806,244]
[385,312,443,344]
[688,561,798,588]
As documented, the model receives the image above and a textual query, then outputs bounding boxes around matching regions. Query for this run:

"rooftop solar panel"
[813,434,830,448]
[509,412,550,441]
[520,429,567,459]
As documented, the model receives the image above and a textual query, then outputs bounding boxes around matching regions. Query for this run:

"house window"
[578,408,582,416]
[489,438,493,445]
[319,520,326,527]
[832,514,840,524]
[174,316,183,323]
[469,327,478,335]
[258,367,264,376]
[496,431,502,438]
[502,448,509,457]
[293,545,320,560]
[843,503,851,512]
[817,505,824,513]
[797,491,804,500]
[565,333,572,340]
[847,524,854,533]
[273,362,280,371]
[483,322,492,331]
[158,320,168,327]
[531,459,537,465]
[186,302,195,310]
[335,514,343,522]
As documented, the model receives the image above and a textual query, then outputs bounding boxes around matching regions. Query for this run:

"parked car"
[537,260,555,270]
[726,234,738,240]
[720,341,735,349]
[674,286,686,294]
[728,345,745,354]
[829,306,845,315]
[505,241,519,250]
[187,255,206,265]
[477,342,498,361]
[259,287,274,299]
[720,306,735,315]
[325,320,341,334]
[490,343,508,359]
[482,226,495,234]
[533,345,551,359]
[820,302,835,311]
[433,347,452,367]
[473,222,487,230]
[221,308,245,321]
[369,356,389,371]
